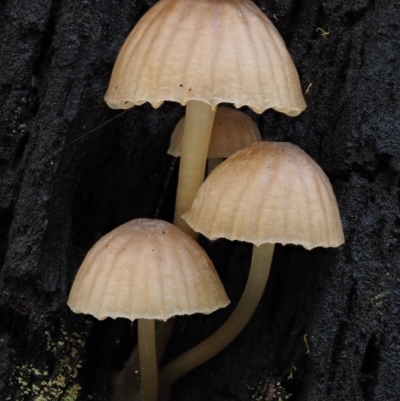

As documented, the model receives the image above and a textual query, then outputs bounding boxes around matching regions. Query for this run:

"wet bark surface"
[0,0,399,400]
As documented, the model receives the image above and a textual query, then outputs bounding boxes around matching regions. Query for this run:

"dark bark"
[0,0,399,400]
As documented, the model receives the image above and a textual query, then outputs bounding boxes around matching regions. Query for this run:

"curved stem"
[159,243,275,398]
[174,100,216,237]
[138,319,157,401]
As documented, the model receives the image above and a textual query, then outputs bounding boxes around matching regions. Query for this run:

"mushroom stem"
[174,100,216,237]
[156,102,215,381]
[159,242,275,397]
[138,319,158,401]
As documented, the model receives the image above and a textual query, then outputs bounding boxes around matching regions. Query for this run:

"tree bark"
[0,0,399,400]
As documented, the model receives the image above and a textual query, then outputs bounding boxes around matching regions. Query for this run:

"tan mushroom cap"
[67,219,229,321]
[168,107,262,158]
[182,142,345,249]
[104,0,306,116]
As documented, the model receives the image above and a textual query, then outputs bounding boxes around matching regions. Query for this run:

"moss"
[7,318,93,401]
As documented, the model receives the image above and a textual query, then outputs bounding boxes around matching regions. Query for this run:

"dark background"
[1,0,399,400]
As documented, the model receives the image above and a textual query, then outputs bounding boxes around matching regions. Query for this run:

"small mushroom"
[159,142,344,394]
[168,106,262,174]
[67,218,229,401]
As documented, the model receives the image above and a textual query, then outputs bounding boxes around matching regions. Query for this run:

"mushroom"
[158,141,344,393]
[168,106,262,174]
[104,0,306,236]
[67,218,229,401]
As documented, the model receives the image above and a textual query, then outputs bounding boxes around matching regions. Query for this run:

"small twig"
[304,334,310,354]
[287,365,297,380]
[316,27,329,38]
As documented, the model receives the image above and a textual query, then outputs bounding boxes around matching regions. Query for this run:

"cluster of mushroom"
[67,0,345,401]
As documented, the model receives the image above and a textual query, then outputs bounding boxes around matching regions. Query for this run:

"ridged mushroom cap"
[67,219,229,321]
[104,0,306,115]
[182,142,345,249]
[168,107,261,158]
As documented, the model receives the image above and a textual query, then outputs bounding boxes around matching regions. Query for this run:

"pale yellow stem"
[159,243,275,399]
[138,319,157,401]
[174,100,216,237]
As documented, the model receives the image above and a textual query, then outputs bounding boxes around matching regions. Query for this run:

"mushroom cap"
[104,0,306,116]
[168,107,262,158]
[182,142,345,249]
[67,218,229,321]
